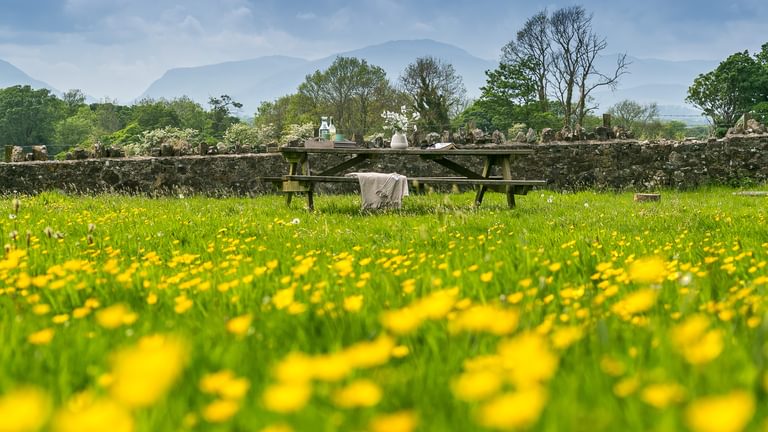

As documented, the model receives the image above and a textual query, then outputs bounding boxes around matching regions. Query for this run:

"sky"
[0,0,766,102]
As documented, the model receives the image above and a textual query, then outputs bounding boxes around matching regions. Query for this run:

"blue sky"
[0,0,766,101]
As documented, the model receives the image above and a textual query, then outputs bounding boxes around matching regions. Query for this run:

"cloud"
[296,12,316,20]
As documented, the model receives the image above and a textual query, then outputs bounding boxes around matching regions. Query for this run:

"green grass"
[1,188,767,432]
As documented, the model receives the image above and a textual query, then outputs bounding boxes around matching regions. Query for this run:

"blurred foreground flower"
[109,334,188,408]
[0,387,51,432]
[685,391,754,432]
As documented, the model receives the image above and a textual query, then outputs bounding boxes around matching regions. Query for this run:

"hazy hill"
[0,59,57,91]
[140,39,496,114]
[132,39,718,125]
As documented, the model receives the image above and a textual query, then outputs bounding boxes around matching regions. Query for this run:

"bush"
[222,123,277,151]
[280,123,315,145]
[124,127,199,156]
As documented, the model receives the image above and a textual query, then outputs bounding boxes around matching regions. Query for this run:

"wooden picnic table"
[273,146,546,211]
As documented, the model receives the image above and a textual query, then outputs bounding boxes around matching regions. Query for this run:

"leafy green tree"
[254,93,315,135]
[61,89,87,116]
[168,96,208,132]
[0,85,64,146]
[686,49,768,127]
[54,106,96,148]
[399,56,466,133]
[299,57,394,139]
[134,98,181,131]
[208,95,242,140]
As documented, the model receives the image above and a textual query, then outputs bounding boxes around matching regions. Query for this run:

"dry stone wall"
[0,136,766,196]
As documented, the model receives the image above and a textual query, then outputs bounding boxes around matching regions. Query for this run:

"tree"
[298,56,393,139]
[686,49,768,127]
[468,60,540,132]
[502,10,551,111]
[168,96,208,132]
[134,98,181,131]
[61,89,87,116]
[208,95,243,139]
[607,99,659,132]
[548,6,628,127]
[0,85,64,146]
[399,56,466,132]
[54,106,96,148]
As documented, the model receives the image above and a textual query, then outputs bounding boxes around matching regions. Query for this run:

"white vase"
[390,131,408,149]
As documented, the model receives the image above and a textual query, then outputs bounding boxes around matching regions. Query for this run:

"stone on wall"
[540,128,555,143]
[11,146,24,162]
[525,128,537,143]
[32,146,48,161]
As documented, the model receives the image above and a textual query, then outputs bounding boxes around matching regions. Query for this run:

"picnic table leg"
[285,160,298,207]
[501,157,516,209]
[307,188,314,211]
[474,157,495,207]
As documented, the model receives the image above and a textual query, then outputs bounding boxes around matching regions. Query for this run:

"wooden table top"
[279,146,535,156]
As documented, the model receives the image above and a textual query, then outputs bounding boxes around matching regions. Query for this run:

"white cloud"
[296,12,317,20]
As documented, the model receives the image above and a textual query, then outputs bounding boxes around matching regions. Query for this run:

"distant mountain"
[0,59,57,91]
[140,39,496,114]
[140,55,309,106]
[138,39,718,125]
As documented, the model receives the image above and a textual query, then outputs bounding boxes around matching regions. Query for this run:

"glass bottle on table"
[319,116,330,140]
[328,117,337,142]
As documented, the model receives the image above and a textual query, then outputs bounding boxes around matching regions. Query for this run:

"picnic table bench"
[270,146,546,211]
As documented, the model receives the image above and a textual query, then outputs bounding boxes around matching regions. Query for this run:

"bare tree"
[608,99,659,131]
[501,10,551,111]
[548,6,590,128]
[574,33,629,124]
[399,56,466,132]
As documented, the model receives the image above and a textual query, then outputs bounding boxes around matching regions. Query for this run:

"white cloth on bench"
[347,172,409,210]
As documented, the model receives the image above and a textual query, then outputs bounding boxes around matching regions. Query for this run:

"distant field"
[1,189,767,432]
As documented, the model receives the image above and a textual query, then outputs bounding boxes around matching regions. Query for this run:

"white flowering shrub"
[222,123,277,151]
[280,123,315,145]
[124,127,199,156]
[381,106,420,133]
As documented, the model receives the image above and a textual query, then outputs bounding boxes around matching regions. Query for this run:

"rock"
[634,193,661,202]
[558,126,573,142]
[525,128,537,143]
[73,149,89,160]
[594,126,610,141]
[491,130,505,144]
[471,128,485,144]
[108,147,125,158]
[441,130,452,143]
[540,128,556,143]
[32,145,48,161]
[426,132,441,145]
[515,132,527,143]
[160,143,175,157]
[11,146,24,162]
[746,118,766,134]
[572,125,586,141]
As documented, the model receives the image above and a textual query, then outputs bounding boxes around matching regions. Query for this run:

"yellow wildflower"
[381,307,423,335]
[52,394,133,432]
[226,314,252,336]
[670,315,723,365]
[551,326,584,349]
[0,387,51,432]
[95,304,137,329]
[685,391,755,432]
[451,370,502,402]
[202,399,240,423]
[611,289,658,317]
[641,383,686,408]
[274,352,314,383]
[369,411,418,432]
[449,305,519,336]
[109,334,188,408]
[628,256,666,284]
[262,383,311,413]
[343,295,364,312]
[497,332,558,388]
[477,387,547,430]
[332,379,382,408]
[344,335,395,369]
[27,328,54,345]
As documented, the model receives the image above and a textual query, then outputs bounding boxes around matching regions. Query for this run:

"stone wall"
[1,136,766,196]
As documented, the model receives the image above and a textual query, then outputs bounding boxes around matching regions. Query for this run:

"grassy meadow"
[1,188,768,432]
